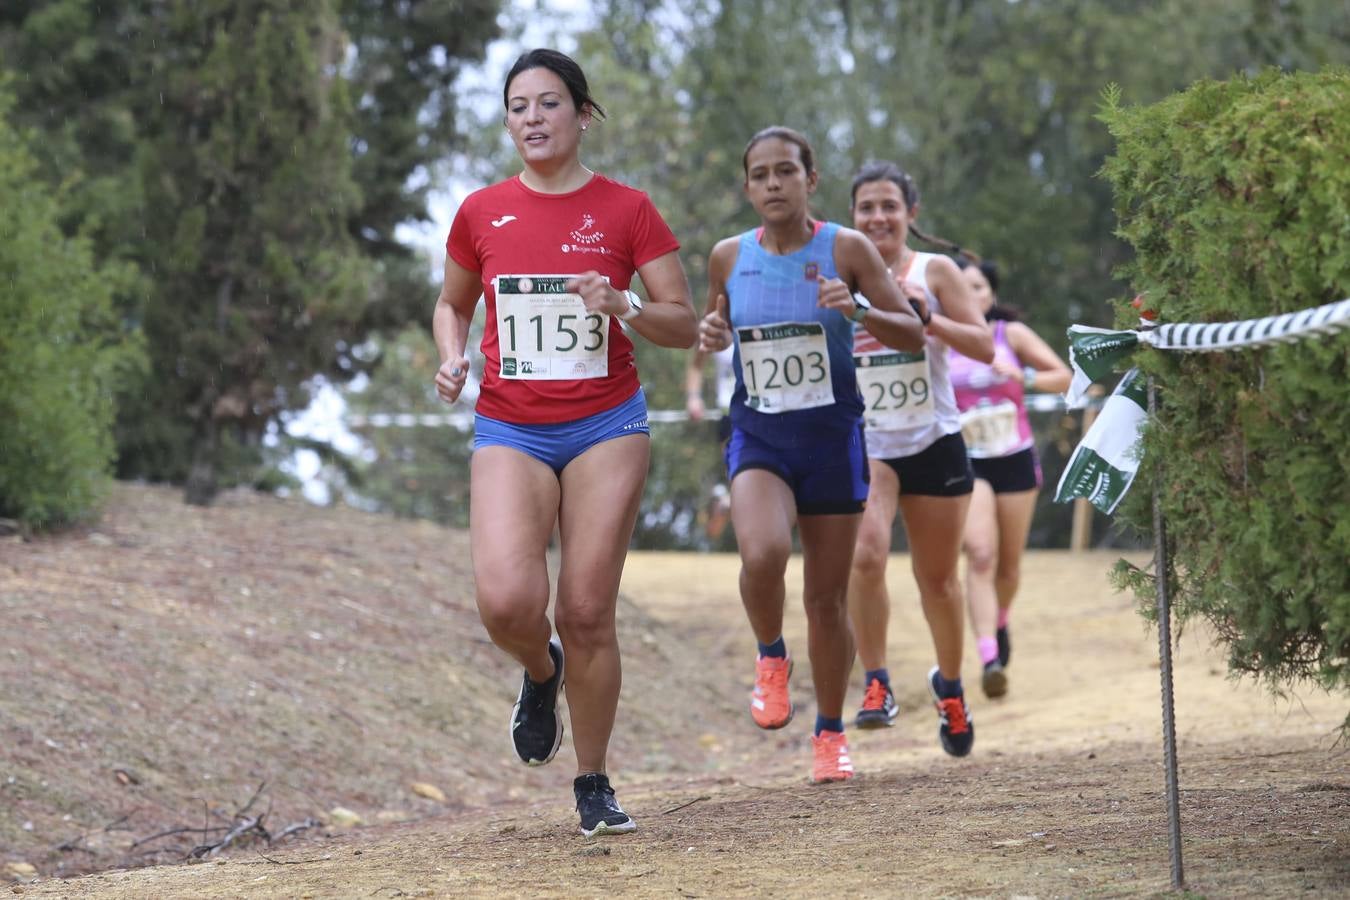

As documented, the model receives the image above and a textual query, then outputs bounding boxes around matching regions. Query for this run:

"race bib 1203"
[736,322,833,414]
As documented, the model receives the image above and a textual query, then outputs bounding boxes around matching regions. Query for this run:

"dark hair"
[956,257,1021,321]
[741,126,816,178]
[850,160,980,264]
[850,160,919,209]
[503,49,607,120]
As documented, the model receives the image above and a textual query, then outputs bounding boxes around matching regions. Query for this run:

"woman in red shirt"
[432,49,696,837]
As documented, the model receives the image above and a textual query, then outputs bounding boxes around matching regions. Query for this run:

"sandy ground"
[4,489,1346,898]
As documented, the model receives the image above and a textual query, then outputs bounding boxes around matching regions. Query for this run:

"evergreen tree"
[122,0,369,504]
[0,86,144,528]
[337,0,501,336]
[0,1,502,502]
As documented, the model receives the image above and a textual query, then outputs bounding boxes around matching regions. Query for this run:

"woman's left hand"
[896,279,930,324]
[990,357,1022,381]
[816,275,856,317]
[568,270,628,317]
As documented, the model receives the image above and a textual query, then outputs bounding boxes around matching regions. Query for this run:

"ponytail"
[909,224,981,265]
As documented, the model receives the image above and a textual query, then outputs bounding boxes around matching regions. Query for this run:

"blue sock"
[814,715,845,736]
[757,636,787,659]
[864,667,890,688]
[934,671,963,699]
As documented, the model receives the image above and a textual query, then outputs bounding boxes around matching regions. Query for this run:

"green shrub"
[0,90,143,529]
[1098,69,1349,704]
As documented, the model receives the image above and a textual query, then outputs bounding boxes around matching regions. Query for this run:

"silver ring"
[450,367,462,377]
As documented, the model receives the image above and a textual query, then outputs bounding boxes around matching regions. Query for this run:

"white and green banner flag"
[1064,326,1143,408]
[1063,297,1350,408]
[1055,368,1148,514]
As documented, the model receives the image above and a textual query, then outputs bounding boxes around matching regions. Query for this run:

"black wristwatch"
[909,297,932,326]
[850,292,871,323]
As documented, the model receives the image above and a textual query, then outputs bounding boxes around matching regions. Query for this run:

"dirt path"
[14,548,1349,898]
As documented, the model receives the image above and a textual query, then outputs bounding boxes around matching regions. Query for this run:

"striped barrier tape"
[1056,297,1350,514]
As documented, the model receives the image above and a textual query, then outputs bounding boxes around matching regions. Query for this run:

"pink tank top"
[947,321,1034,458]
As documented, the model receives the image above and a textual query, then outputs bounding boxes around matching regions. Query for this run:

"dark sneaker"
[981,659,1008,699]
[996,625,1011,668]
[574,773,636,837]
[510,637,564,766]
[855,677,899,729]
[927,666,974,757]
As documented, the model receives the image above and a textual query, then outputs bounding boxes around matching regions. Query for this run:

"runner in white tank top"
[853,251,963,458]
[844,162,994,758]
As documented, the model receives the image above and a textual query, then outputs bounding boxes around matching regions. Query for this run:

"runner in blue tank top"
[697,126,925,784]
[724,221,863,444]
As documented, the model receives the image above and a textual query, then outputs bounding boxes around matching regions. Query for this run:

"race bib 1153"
[494,274,609,380]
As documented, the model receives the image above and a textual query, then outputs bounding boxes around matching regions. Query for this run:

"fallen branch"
[188,814,267,859]
[257,851,333,865]
[131,824,229,850]
[273,817,322,842]
[662,795,711,815]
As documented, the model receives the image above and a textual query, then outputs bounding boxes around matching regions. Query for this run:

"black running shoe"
[981,659,1008,699]
[574,773,636,837]
[996,625,1011,668]
[510,637,564,766]
[927,666,974,757]
[855,677,899,729]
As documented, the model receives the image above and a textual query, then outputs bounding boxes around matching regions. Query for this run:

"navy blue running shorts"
[725,423,869,516]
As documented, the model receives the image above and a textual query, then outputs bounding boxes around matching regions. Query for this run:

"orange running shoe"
[854,677,898,729]
[750,655,793,729]
[810,730,855,783]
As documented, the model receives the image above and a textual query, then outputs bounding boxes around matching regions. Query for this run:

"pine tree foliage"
[1100,68,1350,702]
[0,1,501,503]
[0,88,145,528]
[114,1,371,504]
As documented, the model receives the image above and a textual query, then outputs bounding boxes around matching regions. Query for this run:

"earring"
[581,125,588,131]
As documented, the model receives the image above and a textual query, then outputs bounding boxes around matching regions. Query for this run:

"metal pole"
[1148,378,1184,889]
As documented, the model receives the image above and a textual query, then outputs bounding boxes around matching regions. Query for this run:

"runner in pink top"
[948,259,1071,700]
[949,319,1037,461]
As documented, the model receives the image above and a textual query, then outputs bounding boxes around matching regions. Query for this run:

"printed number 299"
[868,377,929,411]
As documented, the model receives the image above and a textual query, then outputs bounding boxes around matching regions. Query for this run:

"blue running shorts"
[725,423,869,516]
[473,388,650,475]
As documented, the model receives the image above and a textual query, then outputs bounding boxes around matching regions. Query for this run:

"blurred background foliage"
[1,0,1346,544]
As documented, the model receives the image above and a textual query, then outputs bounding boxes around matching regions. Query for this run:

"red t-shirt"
[446,174,680,424]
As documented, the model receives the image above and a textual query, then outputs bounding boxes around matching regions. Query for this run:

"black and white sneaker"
[855,677,899,729]
[996,624,1011,668]
[574,773,636,837]
[510,637,564,766]
[927,666,974,757]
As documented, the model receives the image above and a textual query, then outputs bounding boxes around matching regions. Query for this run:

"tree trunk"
[183,417,219,506]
